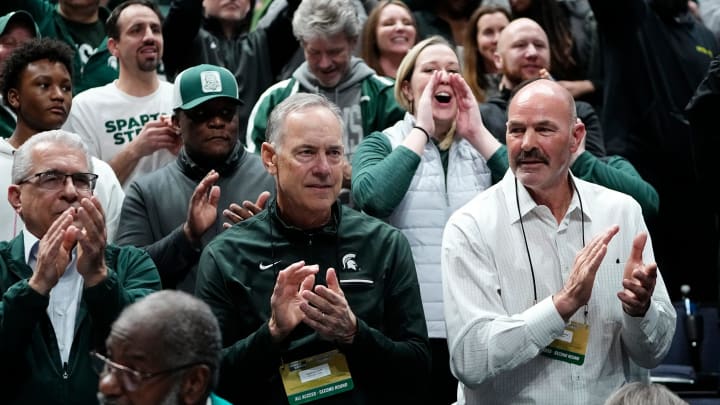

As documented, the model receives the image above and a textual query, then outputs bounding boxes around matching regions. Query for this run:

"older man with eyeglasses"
[94,289,230,405]
[0,129,161,405]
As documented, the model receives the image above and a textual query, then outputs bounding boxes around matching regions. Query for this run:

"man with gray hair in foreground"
[1,129,160,404]
[96,290,230,405]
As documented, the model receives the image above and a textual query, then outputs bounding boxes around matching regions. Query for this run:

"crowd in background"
[0,0,718,404]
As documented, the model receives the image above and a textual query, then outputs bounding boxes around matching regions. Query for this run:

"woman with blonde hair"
[462,5,511,101]
[352,35,499,404]
[360,0,417,78]
[353,35,665,404]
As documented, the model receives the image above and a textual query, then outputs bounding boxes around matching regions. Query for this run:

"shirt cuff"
[521,296,568,348]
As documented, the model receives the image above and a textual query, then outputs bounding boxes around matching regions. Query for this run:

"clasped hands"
[30,196,108,295]
[268,261,358,344]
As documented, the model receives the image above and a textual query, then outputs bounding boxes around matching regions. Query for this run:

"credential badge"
[200,71,222,93]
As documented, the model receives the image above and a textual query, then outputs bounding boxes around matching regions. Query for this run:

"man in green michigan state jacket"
[196,93,430,404]
[0,130,161,405]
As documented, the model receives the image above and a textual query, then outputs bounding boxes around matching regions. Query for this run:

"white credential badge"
[200,71,222,93]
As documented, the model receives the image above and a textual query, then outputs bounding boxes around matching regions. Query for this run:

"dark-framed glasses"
[183,105,239,123]
[90,351,205,392]
[19,170,98,192]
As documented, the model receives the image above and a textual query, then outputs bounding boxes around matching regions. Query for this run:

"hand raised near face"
[300,268,358,344]
[28,208,78,295]
[447,73,501,158]
[449,73,485,140]
[130,117,182,158]
[268,261,319,342]
[414,70,441,137]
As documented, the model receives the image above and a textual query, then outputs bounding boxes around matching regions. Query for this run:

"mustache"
[515,148,549,164]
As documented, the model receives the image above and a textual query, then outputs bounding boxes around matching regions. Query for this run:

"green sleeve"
[571,151,659,220]
[247,98,272,154]
[487,144,510,184]
[246,82,289,154]
[351,132,421,218]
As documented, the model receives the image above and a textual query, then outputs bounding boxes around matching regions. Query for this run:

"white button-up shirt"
[24,231,83,365]
[441,170,676,405]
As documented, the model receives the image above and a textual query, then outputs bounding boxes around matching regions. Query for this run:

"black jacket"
[479,88,607,157]
[162,0,300,136]
[196,199,431,404]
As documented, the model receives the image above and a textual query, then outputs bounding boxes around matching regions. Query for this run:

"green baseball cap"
[172,64,243,110]
[0,11,40,38]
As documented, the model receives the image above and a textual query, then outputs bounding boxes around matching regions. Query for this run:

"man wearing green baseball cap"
[0,10,39,139]
[115,63,275,292]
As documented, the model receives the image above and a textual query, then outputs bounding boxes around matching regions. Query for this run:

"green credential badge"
[540,321,590,365]
[279,349,354,404]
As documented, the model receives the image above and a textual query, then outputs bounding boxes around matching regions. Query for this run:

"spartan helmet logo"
[200,71,222,93]
[342,253,359,272]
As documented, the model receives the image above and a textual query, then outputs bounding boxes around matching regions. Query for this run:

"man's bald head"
[510,78,576,126]
[506,78,584,190]
[494,18,550,88]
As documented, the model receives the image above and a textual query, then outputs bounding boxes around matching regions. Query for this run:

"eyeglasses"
[90,351,205,392]
[19,170,98,192]
[183,105,238,123]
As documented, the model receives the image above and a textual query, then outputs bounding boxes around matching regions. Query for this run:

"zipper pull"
[63,362,69,379]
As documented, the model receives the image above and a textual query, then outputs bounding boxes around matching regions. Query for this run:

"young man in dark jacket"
[162,0,300,136]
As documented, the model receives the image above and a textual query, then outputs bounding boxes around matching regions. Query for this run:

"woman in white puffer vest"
[351,35,506,405]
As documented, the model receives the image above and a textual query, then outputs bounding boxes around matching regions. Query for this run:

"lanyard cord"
[515,177,586,308]
[515,178,539,304]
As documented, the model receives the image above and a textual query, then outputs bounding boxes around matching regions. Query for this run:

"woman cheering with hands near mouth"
[351,35,501,405]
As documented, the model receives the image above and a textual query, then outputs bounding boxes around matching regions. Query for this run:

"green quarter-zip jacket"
[196,199,430,404]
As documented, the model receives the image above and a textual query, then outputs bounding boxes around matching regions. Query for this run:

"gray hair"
[604,382,688,405]
[11,130,92,184]
[111,290,223,394]
[292,0,361,44]
[266,93,344,150]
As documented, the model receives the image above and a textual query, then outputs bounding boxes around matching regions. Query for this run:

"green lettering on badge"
[288,380,354,405]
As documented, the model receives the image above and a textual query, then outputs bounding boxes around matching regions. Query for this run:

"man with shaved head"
[480,17,605,157]
[479,18,661,222]
[442,79,675,404]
